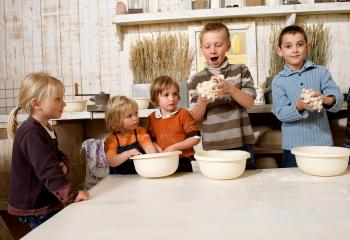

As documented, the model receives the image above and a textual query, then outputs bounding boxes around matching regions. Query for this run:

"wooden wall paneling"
[79,0,102,95]
[106,0,121,96]
[326,14,350,93]
[41,0,62,77]
[99,0,118,95]
[22,0,34,75]
[121,25,140,96]
[31,0,44,73]
[4,0,25,113]
[0,1,6,114]
[59,0,74,98]
[69,0,83,98]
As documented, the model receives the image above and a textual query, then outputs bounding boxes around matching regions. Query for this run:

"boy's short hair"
[278,25,308,47]
[150,76,180,106]
[105,95,138,133]
[199,22,230,45]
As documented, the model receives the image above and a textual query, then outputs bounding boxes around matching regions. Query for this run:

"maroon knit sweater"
[8,116,78,216]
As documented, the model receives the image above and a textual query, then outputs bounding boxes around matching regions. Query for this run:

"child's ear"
[30,98,41,109]
[226,41,231,52]
[276,47,283,57]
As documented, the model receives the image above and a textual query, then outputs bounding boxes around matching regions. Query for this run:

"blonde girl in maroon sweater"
[7,72,89,229]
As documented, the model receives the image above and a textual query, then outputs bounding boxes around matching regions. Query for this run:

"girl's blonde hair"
[7,72,64,140]
[150,76,180,106]
[105,96,138,133]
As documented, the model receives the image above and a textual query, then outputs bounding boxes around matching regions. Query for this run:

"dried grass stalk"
[129,33,195,84]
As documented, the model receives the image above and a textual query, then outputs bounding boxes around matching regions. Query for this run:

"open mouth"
[210,57,219,62]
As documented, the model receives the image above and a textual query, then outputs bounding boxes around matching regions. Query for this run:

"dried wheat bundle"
[129,33,195,84]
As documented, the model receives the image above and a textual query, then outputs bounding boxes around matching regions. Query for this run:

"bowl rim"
[132,97,151,101]
[194,150,250,162]
[291,146,350,158]
[64,99,88,103]
[131,151,182,160]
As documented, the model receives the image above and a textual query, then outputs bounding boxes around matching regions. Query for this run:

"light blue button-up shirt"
[272,60,344,150]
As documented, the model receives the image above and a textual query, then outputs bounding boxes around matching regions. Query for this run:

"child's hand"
[214,80,233,97]
[197,95,209,106]
[296,99,311,112]
[322,95,336,106]
[164,145,177,152]
[74,190,90,202]
[154,143,163,153]
[127,149,142,158]
[59,162,68,175]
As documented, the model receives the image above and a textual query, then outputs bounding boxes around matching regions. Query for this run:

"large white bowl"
[132,98,150,109]
[64,100,87,112]
[291,146,350,177]
[194,150,250,180]
[131,151,181,178]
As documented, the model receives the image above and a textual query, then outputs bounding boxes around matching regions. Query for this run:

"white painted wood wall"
[0,0,349,114]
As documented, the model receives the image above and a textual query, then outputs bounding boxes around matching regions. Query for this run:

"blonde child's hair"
[150,76,180,106]
[7,72,64,140]
[105,96,138,133]
[199,22,231,46]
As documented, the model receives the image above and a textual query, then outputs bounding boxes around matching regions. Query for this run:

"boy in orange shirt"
[147,76,201,172]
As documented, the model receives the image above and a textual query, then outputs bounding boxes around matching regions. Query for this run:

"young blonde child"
[7,72,89,229]
[147,76,201,172]
[272,25,343,167]
[104,96,157,174]
[188,22,256,169]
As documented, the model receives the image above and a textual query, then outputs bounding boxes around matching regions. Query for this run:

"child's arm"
[106,148,141,167]
[143,142,158,154]
[191,96,209,121]
[104,135,141,167]
[215,80,254,109]
[164,136,200,152]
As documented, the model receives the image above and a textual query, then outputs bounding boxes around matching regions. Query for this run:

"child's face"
[277,32,309,71]
[200,29,231,68]
[158,85,179,115]
[122,109,139,131]
[38,91,65,121]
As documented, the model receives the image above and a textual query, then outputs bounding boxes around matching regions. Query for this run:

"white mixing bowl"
[131,151,181,178]
[194,150,250,180]
[64,100,87,112]
[132,98,150,109]
[291,146,350,177]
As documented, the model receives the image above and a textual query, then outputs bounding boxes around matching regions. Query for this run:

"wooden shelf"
[112,3,350,26]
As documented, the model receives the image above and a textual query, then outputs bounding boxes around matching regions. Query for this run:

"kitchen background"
[0,0,350,114]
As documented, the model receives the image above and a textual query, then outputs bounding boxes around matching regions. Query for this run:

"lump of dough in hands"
[300,88,323,112]
[196,74,224,102]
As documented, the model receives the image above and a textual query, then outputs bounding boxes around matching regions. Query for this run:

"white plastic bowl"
[132,98,150,109]
[194,150,250,180]
[64,100,87,112]
[131,151,181,178]
[291,146,350,177]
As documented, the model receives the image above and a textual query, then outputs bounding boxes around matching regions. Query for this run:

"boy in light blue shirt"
[272,25,343,168]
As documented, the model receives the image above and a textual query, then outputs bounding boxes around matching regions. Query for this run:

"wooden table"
[22,168,350,240]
